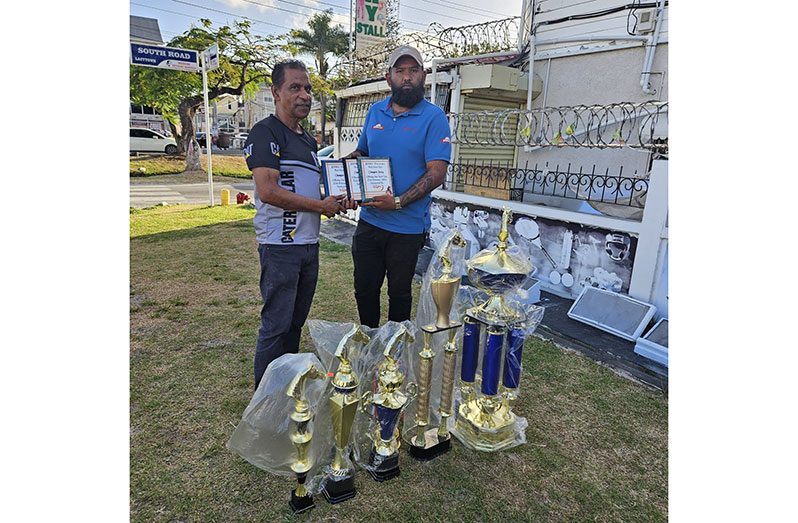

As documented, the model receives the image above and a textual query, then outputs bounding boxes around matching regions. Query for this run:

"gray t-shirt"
[244,116,321,245]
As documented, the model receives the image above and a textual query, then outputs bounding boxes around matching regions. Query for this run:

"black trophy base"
[321,476,357,504]
[408,436,451,461]
[367,448,401,482]
[289,490,315,514]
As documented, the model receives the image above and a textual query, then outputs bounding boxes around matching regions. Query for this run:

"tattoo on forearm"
[401,175,434,207]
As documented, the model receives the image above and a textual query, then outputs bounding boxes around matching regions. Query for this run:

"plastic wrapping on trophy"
[226,354,329,513]
[227,353,332,478]
[309,323,371,504]
[352,321,417,481]
[464,208,533,327]
[286,364,327,513]
[450,207,546,452]
[401,231,468,460]
[416,230,468,332]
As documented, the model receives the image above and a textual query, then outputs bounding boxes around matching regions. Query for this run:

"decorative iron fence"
[447,161,649,208]
[449,102,668,153]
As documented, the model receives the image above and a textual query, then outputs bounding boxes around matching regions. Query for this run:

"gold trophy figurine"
[361,324,417,481]
[409,231,465,461]
[320,324,371,504]
[287,364,326,514]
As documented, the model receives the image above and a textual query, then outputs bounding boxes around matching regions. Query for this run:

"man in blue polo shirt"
[345,45,452,328]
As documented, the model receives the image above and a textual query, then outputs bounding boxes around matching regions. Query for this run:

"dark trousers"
[254,243,319,388]
[351,219,426,328]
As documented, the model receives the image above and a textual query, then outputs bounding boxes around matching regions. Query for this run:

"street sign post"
[130,42,218,206]
[200,50,214,206]
[130,43,199,72]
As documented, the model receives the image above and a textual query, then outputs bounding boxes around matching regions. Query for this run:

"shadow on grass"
[132,218,255,243]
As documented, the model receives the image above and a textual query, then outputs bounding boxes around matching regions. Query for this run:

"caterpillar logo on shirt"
[372,123,384,130]
[270,142,280,156]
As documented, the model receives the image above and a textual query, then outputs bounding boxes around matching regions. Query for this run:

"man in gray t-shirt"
[243,60,343,388]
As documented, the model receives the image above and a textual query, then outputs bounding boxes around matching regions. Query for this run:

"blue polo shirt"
[356,96,452,234]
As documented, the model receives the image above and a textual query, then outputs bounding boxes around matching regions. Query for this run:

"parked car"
[233,132,249,149]
[317,144,335,159]
[195,132,218,148]
[130,128,178,154]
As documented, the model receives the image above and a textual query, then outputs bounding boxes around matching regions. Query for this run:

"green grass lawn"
[130,205,668,522]
[130,153,250,178]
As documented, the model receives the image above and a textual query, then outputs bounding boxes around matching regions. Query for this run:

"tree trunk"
[167,120,181,151]
[319,90,327,147]
[179,99,202,171]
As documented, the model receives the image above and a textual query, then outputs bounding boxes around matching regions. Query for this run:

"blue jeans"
[254,243,319,388]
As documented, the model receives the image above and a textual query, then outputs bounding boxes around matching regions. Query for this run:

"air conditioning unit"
[634,8,658,35]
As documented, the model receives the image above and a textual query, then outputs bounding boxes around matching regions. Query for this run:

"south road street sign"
[130,43,199,72]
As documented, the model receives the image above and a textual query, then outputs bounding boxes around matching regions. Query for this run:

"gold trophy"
[361,324,417,481]
[408,231,466,461]
[453,207,535,452]
[428,232,466,330]
[287,364,326,514]
[320,324,371,504]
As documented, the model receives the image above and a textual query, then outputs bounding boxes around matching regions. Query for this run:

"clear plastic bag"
[402,231,468,445]
[448,281,545,452]
[348,320,418,474]
[226,352,333,479]
[305,320,376,491]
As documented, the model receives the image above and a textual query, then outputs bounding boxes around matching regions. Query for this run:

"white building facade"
[334,0,669,319]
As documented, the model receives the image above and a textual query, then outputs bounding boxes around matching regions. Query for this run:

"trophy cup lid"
[466,208,533,291]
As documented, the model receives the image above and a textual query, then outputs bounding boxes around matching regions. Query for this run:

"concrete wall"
[514,43,667,216]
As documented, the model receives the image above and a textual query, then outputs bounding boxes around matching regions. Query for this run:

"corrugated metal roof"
[130,15,163,45]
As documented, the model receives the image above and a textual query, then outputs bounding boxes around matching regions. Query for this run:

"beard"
[390,81,425,108]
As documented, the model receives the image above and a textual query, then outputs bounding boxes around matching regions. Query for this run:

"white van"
[130,128,178,154]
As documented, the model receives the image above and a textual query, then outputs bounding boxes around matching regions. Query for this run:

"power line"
[239,0,348,17]
[428,0,515,18]
[398,2,487,25]
[131,1,292,35]
[238,0,449,30]
[139,0,509,44]
[311,0,512,24]
[130,20,183,39]
[402,0,510,22]
[170,0,298,29]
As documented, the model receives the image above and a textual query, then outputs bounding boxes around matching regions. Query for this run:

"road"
[130,181,255,208]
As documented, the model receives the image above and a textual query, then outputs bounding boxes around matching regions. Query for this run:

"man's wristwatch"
[394,196,402,210]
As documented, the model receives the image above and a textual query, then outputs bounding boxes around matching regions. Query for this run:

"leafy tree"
[288,10,348,146]
[130,19,281,171]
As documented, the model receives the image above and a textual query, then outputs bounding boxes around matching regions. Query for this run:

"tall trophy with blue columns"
[453,207,539,452]
[361,324,417,481]
[287,364,327,514]
[320,324,370,503]
[407,231,466,460]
